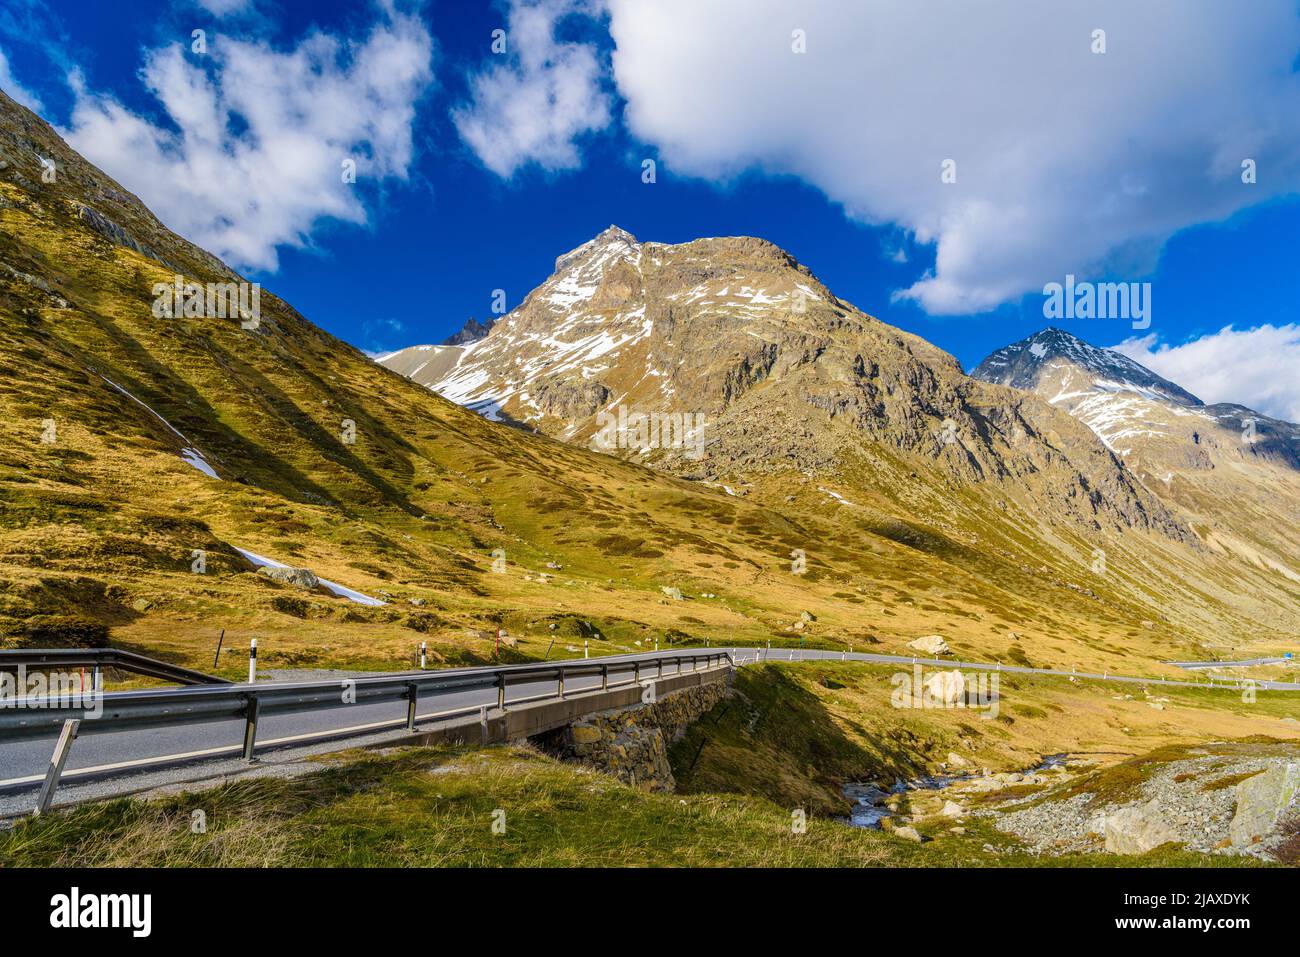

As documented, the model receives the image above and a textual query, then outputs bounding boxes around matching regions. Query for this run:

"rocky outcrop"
[536,680,729,792]
[257,565,320,590]
[924,669,965,705]
[442,317,495,346]
[1230,763,1300,849]
[1104,801,1180,854]
[908,634,950,656]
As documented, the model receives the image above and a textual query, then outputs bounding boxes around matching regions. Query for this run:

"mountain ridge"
[381,224,1189,543]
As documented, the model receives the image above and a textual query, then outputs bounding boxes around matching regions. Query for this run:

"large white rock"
[924,669,965,705]
[908,634,950,656]
[1104,801,1179,854]
[1229,763,1300,848]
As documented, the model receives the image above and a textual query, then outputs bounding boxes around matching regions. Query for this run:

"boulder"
[924,669,965,705]
[1104,801,1179,854]
[940,801,965,818]
[257,565,319,590]
[1229,763,1300,848]
[908,634,950,656]
[660,586,684,601]
[893,826,924,843]
[946,752,972,768]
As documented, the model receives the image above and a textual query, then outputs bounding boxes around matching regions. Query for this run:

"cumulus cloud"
[0,46,43,112]
[454,0,611,178]
[603,0,1300,314]
[194,0,255,15]
[1112,325,1300,423]
[62,7,434,272]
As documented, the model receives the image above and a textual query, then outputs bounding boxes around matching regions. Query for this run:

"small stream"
[842,754,1067,829]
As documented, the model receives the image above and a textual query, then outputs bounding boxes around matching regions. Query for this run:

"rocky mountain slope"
[973,328,1300,597]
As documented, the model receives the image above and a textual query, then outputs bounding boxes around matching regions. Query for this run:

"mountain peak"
[554,225,640,273]
[973,327,1202,407]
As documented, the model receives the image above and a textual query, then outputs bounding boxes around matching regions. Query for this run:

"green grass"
[0,745,1262,868]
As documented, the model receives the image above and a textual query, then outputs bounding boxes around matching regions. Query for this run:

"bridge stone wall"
[532,670,730,791]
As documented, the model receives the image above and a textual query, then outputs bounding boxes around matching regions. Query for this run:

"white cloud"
[1112,325,1300,423]
[194,0,254,16]
[0,46,43,112]
[602,0,1300,314]
[61,7,433,272]
[454,0,611,178]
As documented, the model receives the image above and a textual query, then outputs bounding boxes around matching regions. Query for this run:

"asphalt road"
[2,646,1295,796]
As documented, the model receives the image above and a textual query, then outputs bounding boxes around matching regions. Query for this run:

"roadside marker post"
[419,642,427,670]
[584,640,589,659]
[242,695,259,761]
[34,719,80,816]
[248,638,258,684]
[405,682,418,731]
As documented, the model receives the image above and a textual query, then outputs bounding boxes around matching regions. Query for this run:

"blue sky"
[2,0,1299,417]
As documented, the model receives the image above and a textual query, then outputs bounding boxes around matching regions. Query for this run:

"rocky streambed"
[842,741,1300,861]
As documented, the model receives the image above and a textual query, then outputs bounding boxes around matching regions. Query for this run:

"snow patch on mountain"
[233,546,386,606]
[101,376,219,479]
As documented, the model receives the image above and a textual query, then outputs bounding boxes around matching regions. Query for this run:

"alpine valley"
[0,81,1295,701]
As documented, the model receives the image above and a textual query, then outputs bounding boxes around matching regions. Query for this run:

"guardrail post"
[242,694,260,761]
[634,660,641,684]
[248,638,257,684]
[558,670,565,700]
[34,719,80,816]
[479,705,489,743]
[601,664,608,690]
[497,673,506,711]
[405,682,418,731]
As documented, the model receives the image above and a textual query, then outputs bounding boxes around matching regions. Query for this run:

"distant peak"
[972,327,1203,407]
[442,316,495,346]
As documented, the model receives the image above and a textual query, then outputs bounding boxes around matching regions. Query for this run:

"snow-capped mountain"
[973,328,1300,585]
[972,328,1298,463]
[974,327,1201,413]
[381,226,1191,541]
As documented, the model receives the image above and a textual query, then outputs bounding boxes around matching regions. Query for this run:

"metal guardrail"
[1,649,734,810]
[0,648,230,686]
